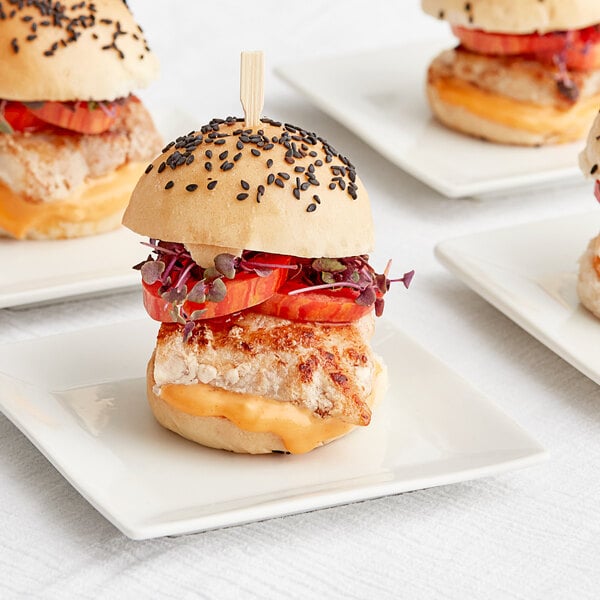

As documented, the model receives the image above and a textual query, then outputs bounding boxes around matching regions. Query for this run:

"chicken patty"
[153,312,378,427]
[0,98,161,203]
[430,47,600,108]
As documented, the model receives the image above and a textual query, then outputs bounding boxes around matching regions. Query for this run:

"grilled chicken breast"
[0,99,161,203]
[153,311,378,426]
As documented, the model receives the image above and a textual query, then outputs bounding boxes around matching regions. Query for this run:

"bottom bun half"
[146,352,388,455]
[0,161,145,240]
[578,234,600,320]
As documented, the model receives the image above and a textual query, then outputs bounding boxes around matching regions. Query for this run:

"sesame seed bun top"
[123,117,375,259]
[0,0,159,102]
[422,0,600,34]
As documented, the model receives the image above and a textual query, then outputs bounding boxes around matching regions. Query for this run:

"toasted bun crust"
[422,0,600,34]
[123,118,374,259]
[579,111,600,176]
[577,235,600,319]
[146,352,387,454]
[0,0,158,101]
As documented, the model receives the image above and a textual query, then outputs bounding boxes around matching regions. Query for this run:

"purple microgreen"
[187,281,207,304]
[312,258,345,273]
[189,309,207,321]
[321,272,336,284]
[97,101,118,118]
[161,284,187,304]
[356,287,376,306]
[22,101,45,110]
[389,269,415,289]
[141,260,165,285]
[0,100,13,135]
[203,266,220,281]
[214,253,237,279]
[206,278,227,303]
[250,266,273,277]
[183,321,196,342]
[0,115,13,134]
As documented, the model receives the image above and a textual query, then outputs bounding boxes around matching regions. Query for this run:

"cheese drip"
[158,381,369,455]
[0,161,144,239]
[432,76,600,141]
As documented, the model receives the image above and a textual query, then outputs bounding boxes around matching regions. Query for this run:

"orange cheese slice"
[432,76,600,141]
[0,161,144,239]
[159,382,369,455]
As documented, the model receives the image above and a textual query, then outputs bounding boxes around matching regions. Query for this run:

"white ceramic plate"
[275,41,584,199]
[0,105,192,309]
[0,318,546,539]
[436,211,600,385]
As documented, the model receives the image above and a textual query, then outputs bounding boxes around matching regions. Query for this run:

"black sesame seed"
[313,195,321,204]
[165,180,174,190]
[306,204,317,213]
[205,149,213,158]
[186,184,198,192]
[205,162,212,171]
[251,149,261,157]
[278,172,290,180]
[233,153,242,161]
[294,166,305,173]
[301,183,310,191]
[207,180,218,190]
[267,174,275,185]
[236,193,249,201]
[222,162,234,171]
[215,139,226,145]
[145,163,154,174]
[329,183,336,190]
[158,162,166,173]
[309,151,318,157]
[275,178,284,188]
[258,184,265,194]
[285,156,295,165]
[592,164,599,175]
[219,151,228,160]
[186,154,195,165]
[315,160,323,167]
[241,180,250,190]
[236,141,244,150]
[293,188,301,200]
[267,159,274,168]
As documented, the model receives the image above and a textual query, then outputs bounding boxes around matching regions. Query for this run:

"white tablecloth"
[2,2,600,598]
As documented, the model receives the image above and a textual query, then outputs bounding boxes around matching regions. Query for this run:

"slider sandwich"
[577,111,600,319]
[123,116,413,455]
[422,0,600,145]
[0,0,161,239]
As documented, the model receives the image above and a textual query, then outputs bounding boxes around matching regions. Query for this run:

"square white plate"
[436,211,600,385]
[0,105,192,309]
[275,41,584,199]
[0,318,546,540]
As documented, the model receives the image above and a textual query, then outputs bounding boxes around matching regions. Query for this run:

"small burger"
[422,0,600,145]
[577,111,600,319]
[123,117,413,454]
[0,0,161,239]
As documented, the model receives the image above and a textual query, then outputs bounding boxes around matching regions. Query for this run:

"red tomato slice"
[2,102,53,132]
[452,25,600,70]
[28,101,120,134]
[142,254,291,323]
[252,281,374,323]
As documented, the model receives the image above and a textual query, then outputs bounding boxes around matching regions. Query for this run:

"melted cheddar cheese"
[159,382,367,455]
[0,161,144,239]
[432,76,600,142]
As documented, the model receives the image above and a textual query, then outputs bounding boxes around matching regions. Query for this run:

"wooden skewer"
[240,51,264,130]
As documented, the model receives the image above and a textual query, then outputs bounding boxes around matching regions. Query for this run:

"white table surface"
[2,2,600,598]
